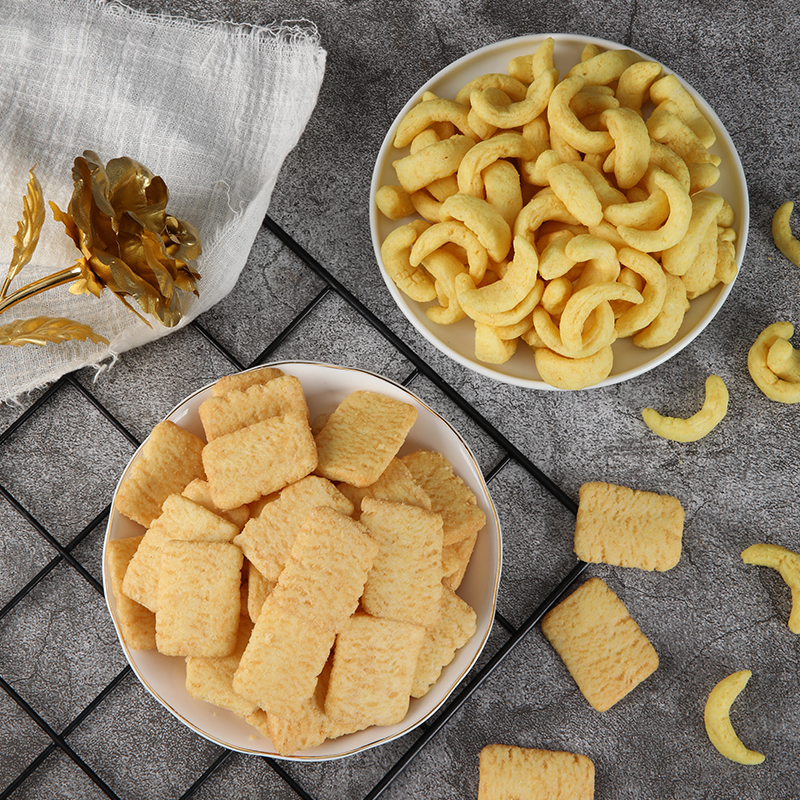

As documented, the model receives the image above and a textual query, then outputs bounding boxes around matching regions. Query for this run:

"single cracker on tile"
[199,375,309,441]
[324,612,426,730]
[202,413,318,509]
[401,450,486,546]
[234,476,354,583]
[154,493,240,542]
[233,595,335,719]
[573,481,684,571]
[106,536,156,650]
[212,366,285,397]
[155,540,243,657]
[478,743,595,800]
[181,478,250,529]
[115,420,206,528]
[541,577,659,712]
[314,390,418,487]
[411,586,477,698]
[270,506,379,633]
[337,457,432,519]
[359,497,444,628]
[185,615,258,717]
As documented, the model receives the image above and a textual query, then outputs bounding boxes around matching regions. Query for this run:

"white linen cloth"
[0,0,326,402]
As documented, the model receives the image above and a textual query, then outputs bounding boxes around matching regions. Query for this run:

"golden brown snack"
[181,478,250,529]
[150,493,240,542]
[106,536,156,650]
[212,366,284,397]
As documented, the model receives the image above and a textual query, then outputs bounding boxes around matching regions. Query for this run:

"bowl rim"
[370,32,750,390]
[102,360,503,760]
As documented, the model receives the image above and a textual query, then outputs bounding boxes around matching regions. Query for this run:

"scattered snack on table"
[772,200,800,268]
[116,420,206,527]
[741,543,800,633]
[747,321,800,403]
[375,37,739,388]
[477,743,595,800]
[642,374,729,441]
[573,481,684,571]
[541,577,659,712]
[109,370,486,754]
[704,669,765,765]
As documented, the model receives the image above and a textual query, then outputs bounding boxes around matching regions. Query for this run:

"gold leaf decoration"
[0,316,109,347]
[1,169,45,297]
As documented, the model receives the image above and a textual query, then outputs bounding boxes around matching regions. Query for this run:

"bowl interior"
[370,33,749,390]
[103,361,501,760]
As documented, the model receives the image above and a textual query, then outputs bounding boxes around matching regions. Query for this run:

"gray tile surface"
[2,1,800,798]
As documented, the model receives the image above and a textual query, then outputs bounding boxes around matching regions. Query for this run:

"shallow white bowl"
[103,361,501,760]
[370,34,749,389]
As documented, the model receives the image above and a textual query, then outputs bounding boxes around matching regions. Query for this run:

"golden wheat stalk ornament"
[0,151,202,348]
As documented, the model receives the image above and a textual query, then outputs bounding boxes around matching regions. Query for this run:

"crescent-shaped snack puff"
[375,184,415,221]
[420,249,468,325]
[642,375,728,442]
[439,193,512,262]
[742,543,800,633]
[599,106,651,189]
[534,344,615,390]
[633,272,690,348]
[547,75,614,154]
[393,135,477,195]
[704,670,765,765]
[469,68,557,129]
[409,219,489,283]
[615,60,663,111]
[393,98,478,148]
[772,200,800,268]
[547,163,604,227]
[456,132,537,196]
[614,247,667,337]
[380,220,437,303]
[747,321,800,404]
[661,190,725,276]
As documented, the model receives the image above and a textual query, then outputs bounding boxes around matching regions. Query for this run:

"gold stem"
[0,266,82,316]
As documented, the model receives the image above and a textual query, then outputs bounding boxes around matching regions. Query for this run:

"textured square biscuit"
[478,744,595,800]
[401,450,486,546]
[574,482,684,571]
[359,497,444,628]
[337,458,432,518]
[233,596,335,719]
[106,536,156,650]
[154,493,240,542]
[270,506,379,632]
[315,390,418,487]
[324,612,426,729]
[411,586,477,698]
[116,420,206,528]
[212,366,284,396]
[181,478,250,529]
[442,529,479,591]
[199,375,309,441]
[121,524,172,612]
[234,476,354,583]
[155,540,243,657]
[185,616,258,717]
[203,413,318,509]
[541,577,659,712]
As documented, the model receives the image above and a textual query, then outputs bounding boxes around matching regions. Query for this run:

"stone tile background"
[2,1,799,798]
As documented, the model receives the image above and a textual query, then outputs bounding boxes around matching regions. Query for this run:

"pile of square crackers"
[105,367,486,755]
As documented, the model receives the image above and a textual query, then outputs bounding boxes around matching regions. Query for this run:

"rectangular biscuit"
[540,577,659,712]
[115,420,206,528]
[199,375,309,441]
[315,390,418,487]
[401,450,486,546]
[234,476,354,583]
[324,612,425,729]
[202,413,318,509]
[212,366,284,397]
[106,536,156,650]
[121,524,172,612]
[185,616,258,717]
[359,497,444,628]
[233,596,335,719]
[573,481,684,571]
[155,540,243,657]
[154,493,240,542]
[411,586,477,698]
[269,506,379,632]
[181,478,250,529]
[478,744,595,800]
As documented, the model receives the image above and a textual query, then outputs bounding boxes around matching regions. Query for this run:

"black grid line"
[0,213,588,800]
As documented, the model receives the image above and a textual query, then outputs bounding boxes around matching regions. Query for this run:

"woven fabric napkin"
[0,0,326,402]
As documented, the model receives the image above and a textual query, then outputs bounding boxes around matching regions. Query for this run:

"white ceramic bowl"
[103,361,501,760]
[370,34,749,389]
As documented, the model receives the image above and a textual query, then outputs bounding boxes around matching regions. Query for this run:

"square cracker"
[106,536,156,650]
[181,478,250,529]
[234,476,354,583]
[314,390,417,487]
[270,506,379,632]
[199,375,309,441]
[324,612,426,729]
[401,450,486,546]
[155,540,243,657]
[212,366,284,397]
[574,481,684,571]
[359,497,444,628]
[203,413,318,509]
[478,744,595,800]
[233,596,335,719]
[121,524,172,612]
[154,493,240,542]
[115,420,206,528]
[540,577,659,712]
